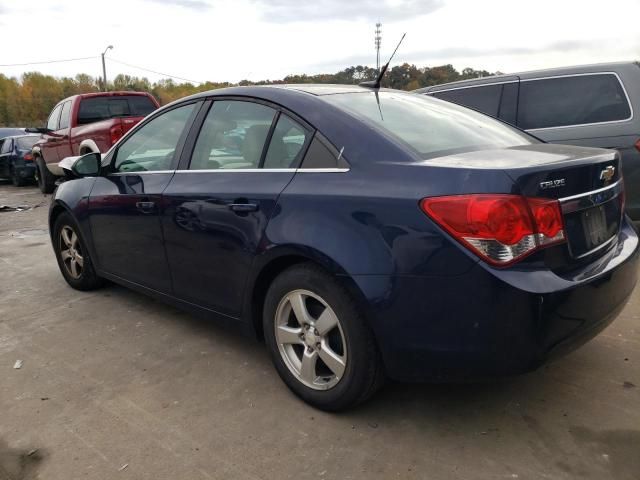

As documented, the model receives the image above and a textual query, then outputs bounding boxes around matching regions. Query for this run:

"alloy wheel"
[274,289,347,390]
[59,225,84,279]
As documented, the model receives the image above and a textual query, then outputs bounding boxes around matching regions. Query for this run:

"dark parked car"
[0,135,39,186]
[49,85,638,410]
[415,62,640,222]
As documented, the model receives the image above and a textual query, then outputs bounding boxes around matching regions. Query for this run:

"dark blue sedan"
[49,85,639,410]
[0,135,39,186]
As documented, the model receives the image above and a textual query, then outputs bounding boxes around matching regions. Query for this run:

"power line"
[107,58,203,84]
[0,56,97,67]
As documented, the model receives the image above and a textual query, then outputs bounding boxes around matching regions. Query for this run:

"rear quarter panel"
[262,163,518,278]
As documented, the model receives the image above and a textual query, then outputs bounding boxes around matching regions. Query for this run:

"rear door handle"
[228,203,258,213]
[136,201,156,213]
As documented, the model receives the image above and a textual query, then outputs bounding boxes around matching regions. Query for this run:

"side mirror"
[25,127,51,134]
[73,152,101,176]
[59,152,101,178]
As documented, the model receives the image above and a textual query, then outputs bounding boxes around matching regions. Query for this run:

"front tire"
[53,212,103,291]
[264,263,384,411]
[35,156,56,194]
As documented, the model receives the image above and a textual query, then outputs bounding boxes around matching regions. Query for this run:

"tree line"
[0,64,497,126]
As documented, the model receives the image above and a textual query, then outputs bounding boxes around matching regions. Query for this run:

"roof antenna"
[360,33,406,89]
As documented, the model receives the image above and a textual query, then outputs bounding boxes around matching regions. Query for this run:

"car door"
[88,101,201,292]
[0,138,12,177]
[40,103,64,163]
[161,99,313,317]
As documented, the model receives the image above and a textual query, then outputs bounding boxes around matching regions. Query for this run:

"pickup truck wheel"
[35,156,56,194]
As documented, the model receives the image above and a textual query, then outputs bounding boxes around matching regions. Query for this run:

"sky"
[0,0,638,84]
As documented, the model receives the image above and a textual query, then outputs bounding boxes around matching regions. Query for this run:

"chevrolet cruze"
[49,85,639,410]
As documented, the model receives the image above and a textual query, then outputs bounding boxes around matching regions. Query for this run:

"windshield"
[77,96,157,125]
[324,91,535,159]
[17,136,39,150]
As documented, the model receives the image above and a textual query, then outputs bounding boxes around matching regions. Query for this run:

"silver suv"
[416,62,640,222]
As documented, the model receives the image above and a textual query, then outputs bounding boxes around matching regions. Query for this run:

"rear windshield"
[77,95,157,125]
[16,136,39,150]
[0,128,24,138]
[324,91,535,159]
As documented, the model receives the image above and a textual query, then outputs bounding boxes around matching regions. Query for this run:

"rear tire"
[264,263,384,411]
[35,156,56,194]
[53,212,103,291]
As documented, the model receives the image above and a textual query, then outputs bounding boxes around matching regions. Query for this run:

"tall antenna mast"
[375,23,382,73]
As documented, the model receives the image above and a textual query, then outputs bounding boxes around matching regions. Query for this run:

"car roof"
[416,61,639,92]
[177,83,376,103]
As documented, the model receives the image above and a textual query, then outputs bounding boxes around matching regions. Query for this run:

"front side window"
[263,114,310,169]
[190,101,276,170]
[325,91,534,159]
[432,84,503,117]
[59,101,72,130]
[518,74,632,129]
[47,104,63,131]
[113,103,197,173]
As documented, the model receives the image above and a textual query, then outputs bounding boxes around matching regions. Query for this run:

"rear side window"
[77,95,157,125]
[432,84,503,117]
[190,100,276,170]
[518,74,631,129]
[263,114,311,169]
[300,134,348,169]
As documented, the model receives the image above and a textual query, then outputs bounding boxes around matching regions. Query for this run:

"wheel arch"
[49,200,72,239]
[245,245,374,342]
[78,139,100,155]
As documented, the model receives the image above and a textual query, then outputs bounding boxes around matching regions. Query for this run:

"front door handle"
[228,203,258,213]
[136,201,156,213]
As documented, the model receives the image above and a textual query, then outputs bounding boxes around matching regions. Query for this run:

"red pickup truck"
[28,92,159,193]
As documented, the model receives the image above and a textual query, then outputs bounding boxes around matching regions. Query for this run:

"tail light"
[23,153,33,161]
[635,138,640,153]
[110,124,124,145]
[420,194,565,266]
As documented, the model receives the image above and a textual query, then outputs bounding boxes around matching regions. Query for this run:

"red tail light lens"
[110,125,124,145]
[635,138,640,153]
[420,194,565,266]
[23,153,33,161]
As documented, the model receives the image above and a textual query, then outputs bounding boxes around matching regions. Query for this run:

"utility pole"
[375,23,382,73]
[101,45,113,91]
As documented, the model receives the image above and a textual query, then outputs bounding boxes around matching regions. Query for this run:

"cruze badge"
[539,179,566,190]
[600,166,615,183]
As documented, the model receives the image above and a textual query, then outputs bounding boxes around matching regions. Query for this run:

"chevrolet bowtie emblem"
[600,166,616,183]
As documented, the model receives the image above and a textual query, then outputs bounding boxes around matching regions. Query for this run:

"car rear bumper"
[353,219,639,382]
